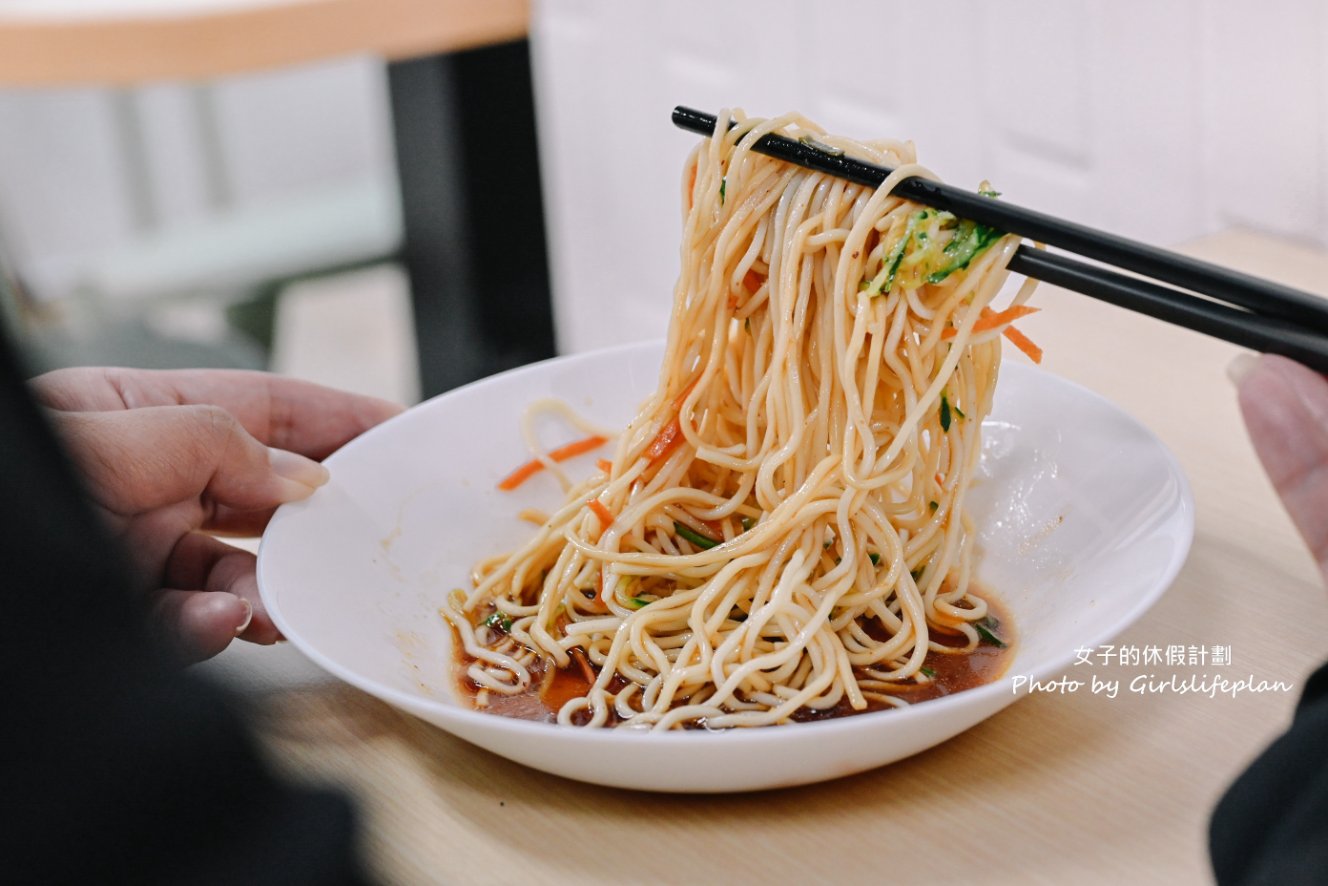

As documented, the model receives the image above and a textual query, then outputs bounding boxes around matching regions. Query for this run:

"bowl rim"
[258,341,1196,746]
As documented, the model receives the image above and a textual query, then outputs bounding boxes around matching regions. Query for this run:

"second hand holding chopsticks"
[673,107,1328,373]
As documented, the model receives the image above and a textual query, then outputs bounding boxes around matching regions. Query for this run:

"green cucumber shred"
[674,521,720,549]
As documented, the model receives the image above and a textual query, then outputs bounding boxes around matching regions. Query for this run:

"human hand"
[1231,353,1328,583]
[30,367,402,663]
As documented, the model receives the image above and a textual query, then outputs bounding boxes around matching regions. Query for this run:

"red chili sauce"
[452,590,1014,727]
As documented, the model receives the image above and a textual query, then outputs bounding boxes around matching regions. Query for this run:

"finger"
[152,589,252,664]
[34,367,402,459]
[28,367,131,411]
[206,504,279,537]
[205,554,282,646]
[52,405,329,516]
[163,534,281,644]
[127,491,279,539]
[1235,354,1328,577]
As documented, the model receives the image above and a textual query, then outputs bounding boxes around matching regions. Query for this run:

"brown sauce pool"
[452,591,1014,727]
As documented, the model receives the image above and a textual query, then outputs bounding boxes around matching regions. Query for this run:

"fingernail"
[269,448,330,490]
[1227,352,1259,387]
[235,598,253,637]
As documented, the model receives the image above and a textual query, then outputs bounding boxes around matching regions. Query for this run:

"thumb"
[1232,353,1328,579]
[54,404,329,515]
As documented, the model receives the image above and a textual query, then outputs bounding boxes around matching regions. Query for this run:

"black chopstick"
[1014,248,1328,368]
[672,106,1328,372]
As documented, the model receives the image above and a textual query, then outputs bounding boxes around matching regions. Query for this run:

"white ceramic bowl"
[258,341,1194,793]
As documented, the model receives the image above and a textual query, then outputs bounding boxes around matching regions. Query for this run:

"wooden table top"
[0,0,528,86]
[252,228,1328,884]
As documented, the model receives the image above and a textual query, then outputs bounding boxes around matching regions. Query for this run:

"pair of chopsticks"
[673,107,1328,372]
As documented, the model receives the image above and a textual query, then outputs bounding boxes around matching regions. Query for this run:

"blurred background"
[0,0,1319,405]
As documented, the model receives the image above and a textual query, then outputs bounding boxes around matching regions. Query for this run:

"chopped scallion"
[975,616,1007,648]
[483,611,513,632]
[674,521,720,549]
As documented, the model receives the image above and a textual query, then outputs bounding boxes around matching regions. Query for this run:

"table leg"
[387,40,555,400]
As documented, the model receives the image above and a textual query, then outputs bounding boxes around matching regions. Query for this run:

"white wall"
[532,0,1328,354]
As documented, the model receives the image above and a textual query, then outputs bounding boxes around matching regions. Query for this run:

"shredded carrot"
[672,378,700,411]
[729,269,765,310]
[939,304,1044,364]
[940,305,1040,340]
[596,458,613,473]
[640,379,701,470]
[645,417,685,467]
[496,434,609,491]
[588,498,614,529]
[1002,324,1043,364]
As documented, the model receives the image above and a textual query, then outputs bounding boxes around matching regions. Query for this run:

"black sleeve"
[1209,662,1328,885]
[0,325,369,884]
